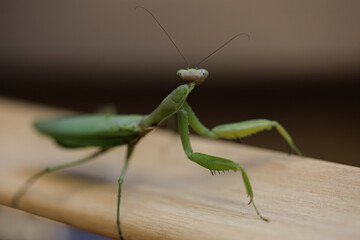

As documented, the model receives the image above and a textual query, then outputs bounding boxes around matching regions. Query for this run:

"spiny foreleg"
[177,107,268,221]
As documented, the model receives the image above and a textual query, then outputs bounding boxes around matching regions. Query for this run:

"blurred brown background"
[1,0,359,166]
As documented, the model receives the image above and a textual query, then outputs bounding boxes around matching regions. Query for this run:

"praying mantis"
[11,7,303,240]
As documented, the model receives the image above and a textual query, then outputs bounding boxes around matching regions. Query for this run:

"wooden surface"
[0,97,359,240]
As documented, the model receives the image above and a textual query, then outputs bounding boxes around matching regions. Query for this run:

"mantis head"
[177,68,209,84]
[136,6,249,85]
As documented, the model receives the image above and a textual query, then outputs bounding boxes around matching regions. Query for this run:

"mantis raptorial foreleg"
[11,148,109,207]
[177,108,269,221]
[117,143,136,240]
[183,102,303,156]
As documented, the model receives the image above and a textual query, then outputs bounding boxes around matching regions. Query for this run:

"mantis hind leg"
[183,102,303,156]
[116,143,136,240]
[11,148,109,207]
[177,108,269,221]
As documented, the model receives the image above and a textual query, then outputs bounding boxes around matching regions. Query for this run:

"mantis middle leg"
[177,107,268,221]
[183,102,303,156]
[117,143,136,240]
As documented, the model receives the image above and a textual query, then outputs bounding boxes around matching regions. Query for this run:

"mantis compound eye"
[200,69,209,78]
[176,70,183,78]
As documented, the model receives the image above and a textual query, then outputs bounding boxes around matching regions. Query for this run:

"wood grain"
[0,97,359,240]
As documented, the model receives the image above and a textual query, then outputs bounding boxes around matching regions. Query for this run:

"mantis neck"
[140,83,195,130]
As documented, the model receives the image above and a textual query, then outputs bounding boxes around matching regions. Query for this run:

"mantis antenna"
[135,6,189,66]
[135,6,250,68]
[196,33,250,67]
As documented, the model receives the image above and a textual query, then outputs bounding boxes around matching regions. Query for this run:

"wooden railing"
[0,97,359,239]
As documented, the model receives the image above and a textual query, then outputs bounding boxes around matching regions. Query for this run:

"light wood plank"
[0,97,359,240]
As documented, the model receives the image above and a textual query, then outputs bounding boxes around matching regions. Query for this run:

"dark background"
[1,0,359,166]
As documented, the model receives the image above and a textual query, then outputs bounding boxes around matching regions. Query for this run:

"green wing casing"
[34,114,144,148]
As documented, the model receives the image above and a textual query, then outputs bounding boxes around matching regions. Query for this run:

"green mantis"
[11,7,303,240]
